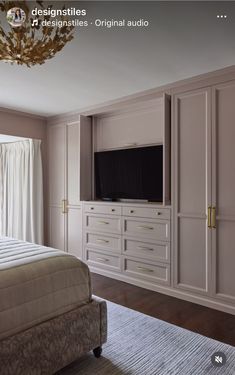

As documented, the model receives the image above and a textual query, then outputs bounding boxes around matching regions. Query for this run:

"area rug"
[56,301,235,375]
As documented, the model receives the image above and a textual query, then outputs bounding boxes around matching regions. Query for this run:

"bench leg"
[93,346,102,358]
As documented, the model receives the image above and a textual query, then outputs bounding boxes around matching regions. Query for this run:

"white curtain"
[0,139,43,244]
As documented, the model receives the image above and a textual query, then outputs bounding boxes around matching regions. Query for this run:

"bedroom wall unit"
[48,115,92,256]
[47,66,235,315]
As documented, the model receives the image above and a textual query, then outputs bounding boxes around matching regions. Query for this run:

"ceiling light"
[0,1,74,67]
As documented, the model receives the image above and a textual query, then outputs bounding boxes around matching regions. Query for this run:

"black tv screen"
[95,145,163,201]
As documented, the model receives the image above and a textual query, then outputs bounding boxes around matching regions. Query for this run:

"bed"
[0,237,107,375]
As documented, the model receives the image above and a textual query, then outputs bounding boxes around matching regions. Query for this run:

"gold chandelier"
[0,1,74,67]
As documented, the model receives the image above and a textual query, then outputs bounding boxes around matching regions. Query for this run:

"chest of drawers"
[83,202,171,286]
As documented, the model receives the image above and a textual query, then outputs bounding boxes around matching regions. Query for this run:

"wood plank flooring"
[91,273,235,347]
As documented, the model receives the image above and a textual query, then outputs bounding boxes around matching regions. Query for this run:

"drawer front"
[86,232,121,253]
[85,215,121,234]
[84,204,122,216]
[123,206,170,220]
[123,218,170,241]
[86,249,121,270]
[123,238,170,263]
[124,258,170,285]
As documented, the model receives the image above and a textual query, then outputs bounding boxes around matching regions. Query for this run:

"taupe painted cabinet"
[173,81,235,305]
[48,116,92,256]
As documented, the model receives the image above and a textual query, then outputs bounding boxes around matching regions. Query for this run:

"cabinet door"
[173,88,212,295]
[212,82,235,303]
[95,98,164,151]
[67,122,80,205]
[49,206,66,251]
[66,206,82,258]
[48,124,66,205]
[48,124,66,251]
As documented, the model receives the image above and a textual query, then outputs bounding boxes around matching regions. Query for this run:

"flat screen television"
[95,145,163,201]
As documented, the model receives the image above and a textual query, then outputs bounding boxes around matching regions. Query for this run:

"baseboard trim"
[89,266,235,316]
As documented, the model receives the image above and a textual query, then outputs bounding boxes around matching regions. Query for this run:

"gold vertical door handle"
[62,199,68,214]
[212,207,216,228]
[208,207,212,228]
[62,200,65,214]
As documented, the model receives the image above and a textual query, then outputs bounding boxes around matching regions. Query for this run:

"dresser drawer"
[86,249,121,270]
[123,238,170,263]
[123,218,170,241]
[84,203,121,216]
[124,258,170,285]
[123,206,170,220]
[85,214,121,234]
[85,232,121,253]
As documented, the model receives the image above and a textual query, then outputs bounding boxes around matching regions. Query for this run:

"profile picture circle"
[7,7,26,28]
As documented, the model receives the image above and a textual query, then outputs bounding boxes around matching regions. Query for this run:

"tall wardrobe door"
[67,122,80,206]
[67,207,83,258]
[212,82,235,303]
[66,121,82,257]
[48,124,66,250]
[173,88,212,295]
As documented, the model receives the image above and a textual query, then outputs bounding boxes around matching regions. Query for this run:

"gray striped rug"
[58,301,235,375]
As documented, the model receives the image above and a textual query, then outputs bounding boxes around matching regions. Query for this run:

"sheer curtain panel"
[0,139,43,244]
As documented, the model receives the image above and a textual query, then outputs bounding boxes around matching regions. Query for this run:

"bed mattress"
[0,237,91,340]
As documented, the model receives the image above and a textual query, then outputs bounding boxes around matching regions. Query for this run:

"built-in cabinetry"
[46,68,235,315]
[83,202,171,286]
[48,115,91,256]
[173,81,235,307]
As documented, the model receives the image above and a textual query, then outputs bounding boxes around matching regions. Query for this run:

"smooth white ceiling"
[0,1,235,117]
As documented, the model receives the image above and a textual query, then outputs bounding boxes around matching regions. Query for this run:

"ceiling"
[0,1,235,117]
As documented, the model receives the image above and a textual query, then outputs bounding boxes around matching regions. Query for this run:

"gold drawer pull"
[138,246,154,251]
[137,225,154,230]
[98,221,110,225]
[137,266,154,273]
[96,257,109,262]
[96,239,109,244]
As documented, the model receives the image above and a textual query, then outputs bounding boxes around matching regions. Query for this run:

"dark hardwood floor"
[91,273,235,347]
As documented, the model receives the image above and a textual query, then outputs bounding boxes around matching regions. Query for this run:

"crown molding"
[0,107,46,121]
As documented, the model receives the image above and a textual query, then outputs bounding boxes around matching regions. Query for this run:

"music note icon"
[31,19,38,27]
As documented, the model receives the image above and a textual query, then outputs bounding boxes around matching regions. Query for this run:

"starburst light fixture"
[0,1,75,67]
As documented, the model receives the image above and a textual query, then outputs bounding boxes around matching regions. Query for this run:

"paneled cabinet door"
[67,121,80,206]
[211,81,235,304]
[48,124,66,205]
[49,206,66,251]
[67,206,82,258]
[173,88,212,295]
[48,124,66,251]
[95,97,166,151]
